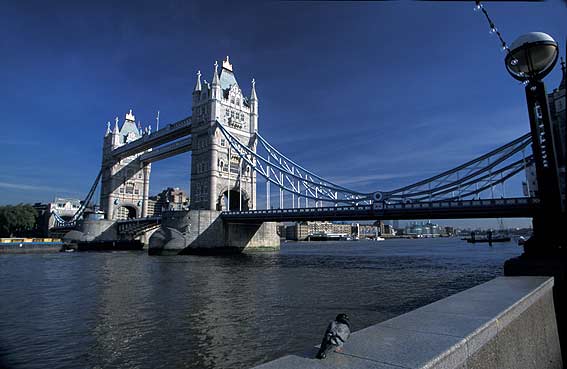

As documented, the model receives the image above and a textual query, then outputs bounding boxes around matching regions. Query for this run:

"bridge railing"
[221,197,539,221]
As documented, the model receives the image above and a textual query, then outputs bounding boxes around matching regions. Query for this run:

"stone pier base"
[148,210,280,255]
[61,219,117,243]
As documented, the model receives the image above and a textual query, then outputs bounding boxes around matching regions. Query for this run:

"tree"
[0,204,38,237]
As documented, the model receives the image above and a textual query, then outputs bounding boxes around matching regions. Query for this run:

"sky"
[0,0,565,228]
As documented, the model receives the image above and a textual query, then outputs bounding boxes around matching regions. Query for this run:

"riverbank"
[252,277,561,369]
[0,238,64,253]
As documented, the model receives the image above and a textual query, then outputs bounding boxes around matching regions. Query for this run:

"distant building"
[404,221,442,237]
[148,187,189,216]
[33,197,83,235]
[384,224,397,236]
[284,221,398,241]
[444,226,456,237]
[392,219,400,230]
[285,221,352,241]
[286,222,309,240]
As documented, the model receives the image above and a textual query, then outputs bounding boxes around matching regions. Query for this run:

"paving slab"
[251,354,407,369]
[343,325,467,369]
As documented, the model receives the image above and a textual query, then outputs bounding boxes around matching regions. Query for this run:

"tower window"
[236,98,240,106]
[220,138,226,147]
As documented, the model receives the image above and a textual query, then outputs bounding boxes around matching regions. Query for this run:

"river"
[0,238,522,369]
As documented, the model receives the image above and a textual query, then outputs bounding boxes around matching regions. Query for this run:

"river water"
[0,238,522,369]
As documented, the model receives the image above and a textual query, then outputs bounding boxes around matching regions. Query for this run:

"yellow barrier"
[0,238,62,243]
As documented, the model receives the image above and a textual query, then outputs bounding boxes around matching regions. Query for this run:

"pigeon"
[316,313,351,359]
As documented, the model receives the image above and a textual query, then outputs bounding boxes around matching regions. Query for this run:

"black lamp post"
[504,32,564,254]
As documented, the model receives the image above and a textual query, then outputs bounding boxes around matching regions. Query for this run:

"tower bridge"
[50,55,565,255]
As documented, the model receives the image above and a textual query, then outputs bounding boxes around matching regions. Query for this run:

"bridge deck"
[112,116,192,159]
[221,198,539,222]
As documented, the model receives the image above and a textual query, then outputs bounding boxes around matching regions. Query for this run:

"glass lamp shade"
[505,32,559,82]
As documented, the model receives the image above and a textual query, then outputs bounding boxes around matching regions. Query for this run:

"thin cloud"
[0,181,76,194]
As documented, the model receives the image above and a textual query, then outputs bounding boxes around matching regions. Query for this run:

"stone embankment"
[252,277,562,369]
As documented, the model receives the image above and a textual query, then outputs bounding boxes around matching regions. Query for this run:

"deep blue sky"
[0,1,565,227]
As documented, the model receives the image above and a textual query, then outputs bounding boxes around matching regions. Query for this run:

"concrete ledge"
[251,277,562,369]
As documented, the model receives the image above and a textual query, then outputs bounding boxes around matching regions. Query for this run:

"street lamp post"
[503,33,567,361]
[504,32,565,255]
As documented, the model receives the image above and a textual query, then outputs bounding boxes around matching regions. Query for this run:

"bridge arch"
[114,203,139,220]
[217,187,250,211]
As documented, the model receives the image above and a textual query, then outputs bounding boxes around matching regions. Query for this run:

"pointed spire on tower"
[250,78,258,101]
[125,109,135,122]
[194,70,202,92]
[105,121,111,136]
[113,117,120,134]
[222,56,233,72]
[212,61,220,86]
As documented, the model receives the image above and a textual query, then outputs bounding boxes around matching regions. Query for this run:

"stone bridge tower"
[190,57,258,211]
[100,110,152,220]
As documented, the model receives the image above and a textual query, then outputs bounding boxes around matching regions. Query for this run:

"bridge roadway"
[50,198,538,234]
[112,115,192,159]
[220,197,540,222]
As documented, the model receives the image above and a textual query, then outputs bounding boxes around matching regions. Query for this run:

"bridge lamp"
[505,32,564,250]
[505,32,559,82]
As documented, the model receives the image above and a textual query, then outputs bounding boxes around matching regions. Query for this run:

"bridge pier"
[60,219,118,242]
[148,210,280,255]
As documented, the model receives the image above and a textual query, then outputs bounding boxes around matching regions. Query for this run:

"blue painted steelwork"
[217,120,534,207]
[221,197,539,222]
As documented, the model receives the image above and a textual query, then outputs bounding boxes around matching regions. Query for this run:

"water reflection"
[0,239,521,369]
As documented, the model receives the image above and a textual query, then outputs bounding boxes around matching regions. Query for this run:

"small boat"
[466,236,511,244]
[375,237,385,241]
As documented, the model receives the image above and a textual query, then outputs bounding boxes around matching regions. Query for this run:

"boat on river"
[463,230,511,244]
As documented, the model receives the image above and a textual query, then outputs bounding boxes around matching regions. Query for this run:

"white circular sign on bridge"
[373,191,383,202]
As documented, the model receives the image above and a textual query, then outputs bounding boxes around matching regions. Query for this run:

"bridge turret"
[192,70,202,107]
[211,60,221,100]
[111,117,121,147]
[250,78,258,133]
[100,109,151,221]
[194,70,202,92]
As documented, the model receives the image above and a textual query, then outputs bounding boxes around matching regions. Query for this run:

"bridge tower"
[100,110,152,220]
[190,57,258,211]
